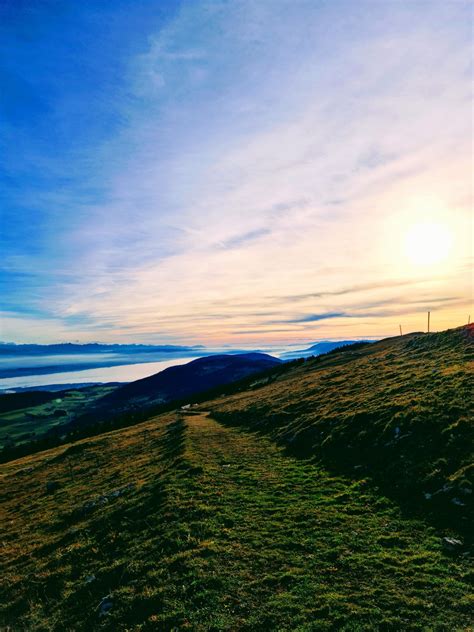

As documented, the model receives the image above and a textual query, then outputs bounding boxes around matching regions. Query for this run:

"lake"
[0,356,199,391]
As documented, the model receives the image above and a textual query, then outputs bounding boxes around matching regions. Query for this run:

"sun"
[403,221,453,266]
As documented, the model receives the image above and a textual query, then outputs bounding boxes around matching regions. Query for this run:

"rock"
[82,483,136,514]
[16,466,34,476]
[46,481,61,494]
[85,574,96,584]
[82,500,97,515]
[98,595,113,617]
[432,484,453,497]
[442,537,463,553]
[398,432,411,441]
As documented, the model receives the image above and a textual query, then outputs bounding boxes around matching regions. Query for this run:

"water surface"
[0,357,198,390]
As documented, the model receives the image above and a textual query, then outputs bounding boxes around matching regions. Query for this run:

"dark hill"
[102,352,281,409]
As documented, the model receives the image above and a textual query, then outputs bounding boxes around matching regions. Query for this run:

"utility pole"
[399,324,402,336]
[469,315,471,325]
[427,311,430,333]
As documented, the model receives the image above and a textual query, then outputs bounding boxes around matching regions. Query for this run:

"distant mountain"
[0,342,205,356]
[280,339,370,360]
[101,352,282,409]
[0,342,213,380]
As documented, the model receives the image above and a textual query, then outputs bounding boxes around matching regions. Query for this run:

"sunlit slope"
[211,326,473,531]
[1,411,472,630]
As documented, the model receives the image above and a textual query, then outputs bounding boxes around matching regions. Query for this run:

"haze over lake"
[0,343,295,390]
[0,357,200,390]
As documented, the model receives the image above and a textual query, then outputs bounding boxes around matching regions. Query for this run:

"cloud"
[277,280,428,303]
[288,312,348,323]
[218,229,271,250]
[1,1,472,343]
[283,297,472,326]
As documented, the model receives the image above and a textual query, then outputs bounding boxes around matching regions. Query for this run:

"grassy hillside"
[1,327,472,630]
[211,326,473,534]
[1,411,473,631]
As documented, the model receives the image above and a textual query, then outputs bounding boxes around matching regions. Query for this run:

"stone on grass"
[442,537,463,553]
[98,595,113,617]
[46,481,61,493]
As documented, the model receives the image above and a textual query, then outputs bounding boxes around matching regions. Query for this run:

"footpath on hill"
[155,411,472,631]
[1,410,472,631]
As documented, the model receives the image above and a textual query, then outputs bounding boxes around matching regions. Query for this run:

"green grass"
[1,327,472,630]
[0,385,117,450]
[1,411,472,630]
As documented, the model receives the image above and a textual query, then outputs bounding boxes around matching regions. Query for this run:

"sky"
[1,0,472,346]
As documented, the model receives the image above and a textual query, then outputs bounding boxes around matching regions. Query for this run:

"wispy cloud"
[288,313,348,323]
[1,1,472,343]
[277,280,428,303]
[218,229,272,250]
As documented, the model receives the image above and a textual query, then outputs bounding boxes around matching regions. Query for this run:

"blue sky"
[1,1,472,344]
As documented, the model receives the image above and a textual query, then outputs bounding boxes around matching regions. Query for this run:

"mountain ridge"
[0,342,205,356]
[100,352,282,409]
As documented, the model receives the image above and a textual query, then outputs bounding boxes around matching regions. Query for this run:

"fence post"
[67,457,74,482]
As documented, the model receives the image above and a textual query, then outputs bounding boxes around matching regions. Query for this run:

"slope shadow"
[211,411,473,545]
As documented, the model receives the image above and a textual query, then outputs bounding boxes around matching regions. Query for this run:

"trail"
[1,411,471,630]
[161,411,468,630]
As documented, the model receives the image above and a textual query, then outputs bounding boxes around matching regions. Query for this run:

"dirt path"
[1,412,471,630]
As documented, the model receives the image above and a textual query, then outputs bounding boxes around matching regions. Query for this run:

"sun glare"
[403,221,453,266]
